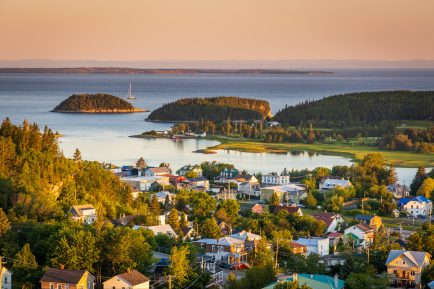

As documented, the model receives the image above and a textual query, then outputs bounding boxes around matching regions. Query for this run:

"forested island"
[0,67,332,75]
[147,96,271,122]
[52,93,147,113]
[273,90,434,128]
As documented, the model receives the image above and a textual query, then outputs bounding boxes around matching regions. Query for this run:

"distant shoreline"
[0,67,333,75]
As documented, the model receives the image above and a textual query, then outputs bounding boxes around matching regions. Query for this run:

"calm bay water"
[1,69,434,185]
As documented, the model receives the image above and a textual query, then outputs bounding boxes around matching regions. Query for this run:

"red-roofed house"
[288,242,307,256]
[311,212,344,233]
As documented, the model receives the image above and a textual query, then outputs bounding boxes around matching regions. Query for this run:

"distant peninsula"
[273,90,434,127]
[52,93,147,113]
[147,96,271,122]
[0,67,333,75]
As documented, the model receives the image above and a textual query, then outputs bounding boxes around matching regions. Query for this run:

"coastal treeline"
[147,96,271,122]
[52,93,136,112]
[273,91,434,128]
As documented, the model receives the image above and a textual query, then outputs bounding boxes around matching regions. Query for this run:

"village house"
[230,230,262,252]
[319,178,352,192]
[0,265,12,289]
[183,176,210,190]
[273,205,303,216]
[398,196,432,218]
[69,204,97,225]
[103,269,150,289]
[121,175,170,192]
[311,212,344,233]
[197,256,224,288]
[154,191,175,203]
[133,224,178,239]
[386,250,431,289]
[354,214,383,231]
[260,184,307,204]
[288,242,307,256]
[182,227,197,241]
[238,181,261,199]
[295,237,330,256]
[218,221,233,236]
[215,168,239,183]
[388,183,409,198]
[263,273,345,289]
[40,267,95,289]
[144,167,171,177]
[320,254,348,270]
[261,170,290,186]
[344,223,374,248]
[193,237,248,265]
[176,165,203,177]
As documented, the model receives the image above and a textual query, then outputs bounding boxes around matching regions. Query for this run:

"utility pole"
[168,275,172,289]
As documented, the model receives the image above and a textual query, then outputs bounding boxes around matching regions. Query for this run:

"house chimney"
[60,264,65,270]
[334,274,339,288]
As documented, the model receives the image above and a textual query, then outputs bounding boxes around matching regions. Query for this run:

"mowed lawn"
[204,138,433,168]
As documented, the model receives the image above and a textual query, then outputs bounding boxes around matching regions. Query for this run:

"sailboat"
[126,82,136,100]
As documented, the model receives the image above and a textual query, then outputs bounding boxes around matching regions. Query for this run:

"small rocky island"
[52,93,147,113]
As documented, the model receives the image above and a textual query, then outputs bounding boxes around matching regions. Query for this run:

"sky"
[1,0,434,63]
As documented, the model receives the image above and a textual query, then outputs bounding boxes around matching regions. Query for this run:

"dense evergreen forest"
[273,91,434,128]
[52,93,139,112]
[147,96,271,122]
[0,118,130,220]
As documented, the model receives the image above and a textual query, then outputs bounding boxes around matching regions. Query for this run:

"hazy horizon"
[2,59,434,69]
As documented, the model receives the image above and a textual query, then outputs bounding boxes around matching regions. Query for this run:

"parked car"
[417,214,427,219]
[230,263,250,270]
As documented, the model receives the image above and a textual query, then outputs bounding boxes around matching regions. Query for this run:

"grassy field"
[396,120,432,130]
[202,135,434,168]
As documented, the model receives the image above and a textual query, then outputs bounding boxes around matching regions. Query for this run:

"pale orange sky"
[1,0,434,61]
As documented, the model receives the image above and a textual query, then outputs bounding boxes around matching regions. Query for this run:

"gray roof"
[386,250,430,267]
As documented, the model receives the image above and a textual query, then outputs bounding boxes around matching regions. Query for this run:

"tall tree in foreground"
[167,245,191,287]
[410,166,427,195]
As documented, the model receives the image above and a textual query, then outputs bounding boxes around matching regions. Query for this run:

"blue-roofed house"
[398,196,432,217]
[263,273,345,289]
[386,250,431,289]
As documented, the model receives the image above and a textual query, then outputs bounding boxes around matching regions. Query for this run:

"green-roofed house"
[263,273,345,289]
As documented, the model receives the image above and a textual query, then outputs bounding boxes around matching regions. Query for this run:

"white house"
[260,184,307,204]
[144,167,171,177]
[398,196,432,217]
[103,269,150,289]
[295,237,330,256]
[311,212,344,233]
[238,181,261,198]
[319,178,352,191]
[70,204,97,225]
[344,223,374,248]
[0,266,12,289]
[261,171,290,186]
[133,224,178,238]
[121,176,170,191]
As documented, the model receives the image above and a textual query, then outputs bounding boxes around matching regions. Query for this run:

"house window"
[50,284,54,289]
[212,245,216,251]
[402,261,406,265]
[411,271,415,276]
[4,277,7,284]
[58,284,62,289]
[113,287,116,289]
